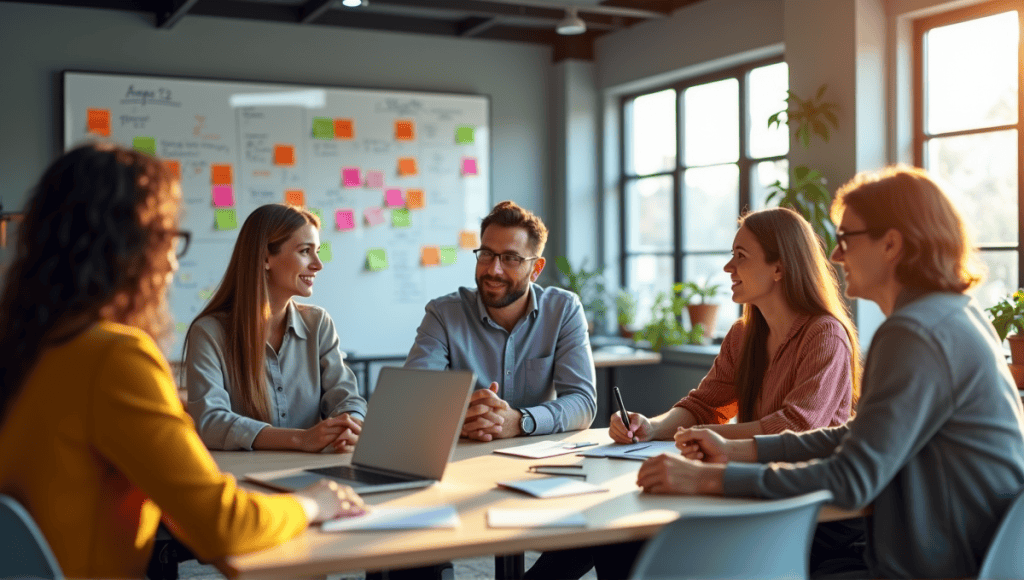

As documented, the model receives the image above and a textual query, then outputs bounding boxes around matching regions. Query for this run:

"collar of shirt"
[774,312,812,356]
[284,301,310,340]
[474,282,541,326]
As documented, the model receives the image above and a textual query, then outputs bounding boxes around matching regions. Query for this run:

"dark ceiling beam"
[156,0,200,29]
[188,0,299,23]
[3,0,154,11]
[367,0,638,29]
[456,16,499,38]
[299,0,332,24]
[315,10,465,37]
[600,0,702,17]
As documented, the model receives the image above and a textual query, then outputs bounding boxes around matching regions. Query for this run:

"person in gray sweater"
[643,165,1024,579]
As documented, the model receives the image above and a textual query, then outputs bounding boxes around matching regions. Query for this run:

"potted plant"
[986,289,1024,387]
[555,256,607,334]
[634,283,704,351]
[681,280,721,340]
[615,289,639,339]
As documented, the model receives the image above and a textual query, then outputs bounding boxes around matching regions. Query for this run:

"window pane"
[750,159,789,212]
[971,250,1019,314]
[925,10,1018,134]
[684,78,739,166]
[626,176,674,251]
[683,253,736,338]
[684,164,739,251]
[628,89,677,175]
[926,130,1018,245]
[626,255,674,326]
[748,62,790,158]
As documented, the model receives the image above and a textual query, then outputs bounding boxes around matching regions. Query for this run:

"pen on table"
[528,464,586,478]
[613,386,639,444]
[562,441,597,449]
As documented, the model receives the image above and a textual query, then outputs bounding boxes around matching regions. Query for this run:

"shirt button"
[281,412,286,418]
[506,370,511,375]
[277,387,284,392]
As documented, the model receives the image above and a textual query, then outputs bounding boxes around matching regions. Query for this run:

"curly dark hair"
[0,142,180,421]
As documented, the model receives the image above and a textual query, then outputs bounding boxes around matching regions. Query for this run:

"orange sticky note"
[395,120,415,141]
[163,160,181,180]
[421,246,441,266]
[406,189,425,210]
[274,145,295,166]
[87,108,110,137]
[285,189,305,206]
[210,164,233,185]
[335,118,354,140]
[459,230,479,249]
[397,157,418,176]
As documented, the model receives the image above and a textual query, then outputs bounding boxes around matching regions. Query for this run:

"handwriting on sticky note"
[312,117,334,140]
[342,167,361,187]
[364,206,385,226]
[212,185,234,207]
[459,230,479,249]
[210,164,233,185]
[285,189,305,207]
[365,170,384,189]
[87,108,111,137]
[214,209,237,231]
[133,136,156,156]
[384,189,404,208]
[462,157,478,176]
[163,160,181,180]
[335,118,354,140]
[367,249,388,271]
[318,241,333,263]
[392,208,412,228]
[394,119,415,141]
[421,246,440,266]
[397,157,418,176]
[274,144,295,166]
[336,209,356,231]
[406,189,425,210]
[440,246,457,266]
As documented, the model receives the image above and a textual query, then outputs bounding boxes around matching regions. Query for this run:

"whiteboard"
[64,71,490,359]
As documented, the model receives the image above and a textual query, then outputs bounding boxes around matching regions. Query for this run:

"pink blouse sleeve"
[673,320,744,425]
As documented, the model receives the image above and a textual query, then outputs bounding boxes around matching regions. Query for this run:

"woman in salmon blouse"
[0,143,364,578]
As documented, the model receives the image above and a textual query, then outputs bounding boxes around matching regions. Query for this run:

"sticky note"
[456,126,474,144]
[312,117,334,140]
[211,164,233,185]
[421,246,440,266]
[214,209,237,230]
[336,209,356,231]
[309,207,322,222]
[163,159,181,180]
[367,249,389,271]
[87,108,111,136]
[342,167,361,187]
[174,322,188,333]
[462,157,478,176]
[459,230,479,249]
[384,188,404,208]
[406,189,425,210]
[133,136,156,156]
[392,208,412,227]
[395,119,415,141]
[364,206,385,226]
[198,288,214,301]
[365,170,384,189]
[440,246,458,266]
[318,241,333,263]
[335,118,354,140]
[274,144,295,166]
[397,157,418,176]
[285,189,305,206]
[212,185,234,207]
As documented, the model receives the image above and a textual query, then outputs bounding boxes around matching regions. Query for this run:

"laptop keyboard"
[307,465,409,486]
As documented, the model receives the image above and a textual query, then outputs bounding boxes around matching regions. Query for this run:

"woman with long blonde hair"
[184,203,366,452]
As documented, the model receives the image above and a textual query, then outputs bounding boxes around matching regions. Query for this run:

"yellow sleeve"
[89,330,308,560]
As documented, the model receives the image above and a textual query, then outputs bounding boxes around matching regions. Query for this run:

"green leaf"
[555,255,572,277]
[816,84,828,100]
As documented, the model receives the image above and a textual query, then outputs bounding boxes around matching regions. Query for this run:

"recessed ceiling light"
[341,0,367,7]
[556,7,586,35]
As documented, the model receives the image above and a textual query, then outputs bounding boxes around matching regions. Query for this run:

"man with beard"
[405,200,597,441]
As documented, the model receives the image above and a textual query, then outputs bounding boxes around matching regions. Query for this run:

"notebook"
[246,367,475,494]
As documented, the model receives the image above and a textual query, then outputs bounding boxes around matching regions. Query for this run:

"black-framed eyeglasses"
[169,230,191,259]
[473,248,539,268]
[835,228,883,252]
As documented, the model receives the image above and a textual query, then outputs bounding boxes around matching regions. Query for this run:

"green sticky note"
[366,248,388,271]
[440,246,457,266]
[198,289,213,301]
[174,322,188,333]
[133,136,156,156]
[318,241,333,263]
[214,208,237,230]
[456,126,475,144]
[309,207,322,222]
[312,117,334,140]
[391,208,411,227]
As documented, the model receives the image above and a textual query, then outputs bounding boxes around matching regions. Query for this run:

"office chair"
[978,487,1024,580]
[0,494,64,580]
[628,489,834,580]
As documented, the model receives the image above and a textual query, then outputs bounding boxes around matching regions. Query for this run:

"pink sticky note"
[384,188,404,208]
[462,157,478,176]
[336,209,356,231]
[365,170,384,189]
[342,167,361,187]
[364,206,385,226]
[212,185,234,207]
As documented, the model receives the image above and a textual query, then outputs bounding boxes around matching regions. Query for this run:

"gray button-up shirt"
[185,302,367,450]
[404,283,596,435]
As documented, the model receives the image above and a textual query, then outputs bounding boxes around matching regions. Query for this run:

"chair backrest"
[0,494,64,580]
[629,490,834,580]
[978,487,1024,580]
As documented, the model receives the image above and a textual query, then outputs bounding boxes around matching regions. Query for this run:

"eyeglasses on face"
[473,248,539,268]
[835,228,883,252]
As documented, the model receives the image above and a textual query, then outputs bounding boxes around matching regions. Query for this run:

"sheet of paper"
[322,505,459,532]
[487,508,586,529]
[577,441,679,461]
[497,477,607,499]
[494,440,591,459]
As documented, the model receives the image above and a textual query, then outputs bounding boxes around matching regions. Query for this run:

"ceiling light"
[341,0,367,7]
[556,7,586,35]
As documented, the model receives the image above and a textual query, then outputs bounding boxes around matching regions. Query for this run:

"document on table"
[487,508,587,528]
[321,505,460,532]
[493,440,595,459]
[577,440,679,461]
[497,477,608,498]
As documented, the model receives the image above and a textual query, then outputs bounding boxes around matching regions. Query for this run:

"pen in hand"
[613,386,639,444]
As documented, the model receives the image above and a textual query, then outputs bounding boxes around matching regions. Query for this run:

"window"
[620,59,789,335]
[915,0,1023,309]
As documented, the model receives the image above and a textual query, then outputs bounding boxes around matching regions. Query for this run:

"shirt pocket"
[525,355,555,394]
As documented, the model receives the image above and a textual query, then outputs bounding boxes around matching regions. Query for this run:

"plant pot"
[687,303,719,341]
[618,323,638,339]
[1009,364,1024,390]
[1009,335,1024,365]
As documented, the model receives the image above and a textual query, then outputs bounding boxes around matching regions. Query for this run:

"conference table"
[212,429,863,579]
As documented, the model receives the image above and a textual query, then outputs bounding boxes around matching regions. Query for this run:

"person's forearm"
[701,420,764,440]
[252,426,307,451]
[649,407,698,440]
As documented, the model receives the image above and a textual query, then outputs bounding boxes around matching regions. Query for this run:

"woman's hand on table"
[293,479,366,523]
[297,415,360,453]
[674,427,757,464]
[329,413,362,453]
[609,411,652,443]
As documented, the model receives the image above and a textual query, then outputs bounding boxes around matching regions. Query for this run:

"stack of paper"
[494,440,593,459]
[497,477,607,498]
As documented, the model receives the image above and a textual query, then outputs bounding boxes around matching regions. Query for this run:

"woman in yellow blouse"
[0,143,364,578]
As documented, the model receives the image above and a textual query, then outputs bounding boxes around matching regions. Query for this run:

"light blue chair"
[629,490,834,580]
[978,487,1024,580]
[0,494,64,579]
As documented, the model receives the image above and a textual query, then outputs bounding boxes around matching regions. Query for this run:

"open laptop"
[246,367,475,494]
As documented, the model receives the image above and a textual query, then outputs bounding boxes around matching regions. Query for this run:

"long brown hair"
[184,204,319,422]
[733,207,861,422]
[0,142,180,420]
